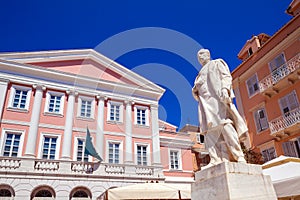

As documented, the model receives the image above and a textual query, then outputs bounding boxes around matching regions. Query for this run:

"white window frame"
[0,129,25,157]
[107,101,123,123]
[44,91,65,115]
[106,140,123,164]
[134,142,150,166]
[168,148,182,170]
[246,73,259,97]
[279,90,299,115]
[77,96,95,119]
[73,137,92,162]
[134,105,149,126]
[8,85,31,111]
[38,133,61,160]
[253,107,269,133]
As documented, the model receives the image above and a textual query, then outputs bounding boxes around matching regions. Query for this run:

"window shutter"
[254,111,261,132]
[287,91,299,111]
[282,141,297,157]
[259,111,269,130]
[280,97,289,114]
[275,53,285,68]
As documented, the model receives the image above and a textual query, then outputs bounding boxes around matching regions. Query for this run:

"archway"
[70,186,92,200]
[31,185,55,200]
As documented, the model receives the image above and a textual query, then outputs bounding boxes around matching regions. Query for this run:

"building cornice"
[0,59,162,102]
[0,49,165,97]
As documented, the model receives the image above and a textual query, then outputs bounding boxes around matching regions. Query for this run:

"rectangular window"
[269,53,289,82]
[3,133,21,157]
[42,136,57,160]
[136,108,146,125]
[282,139,300,158]
[261,147,277,162]
[254,108,269,132]
[248,47,253,56]
[279,90,299,115]
[48,95,61,113]
[269,53,286,72]
[246,74,259,96]
[170,150,180,170]
[137,145,147,166]
[45,92,64,115]
[108,143,120,164]
[77,139,89,162]
[196,133,205,144]
[13,89,28,109]
[8,85,31,110]
[110,104,120,121]
[81,100,92,118]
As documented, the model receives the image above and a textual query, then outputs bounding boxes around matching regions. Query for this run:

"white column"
[25,84,46,157]
[96,95,106,159]
[151,104,161,165]
[61,89,77,160]
[125,100,134,164]
[0,79,9,121]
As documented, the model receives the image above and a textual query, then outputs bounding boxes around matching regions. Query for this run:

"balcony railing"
[0,157,163,179]
[269,107,300,135]
[259,53,300,92]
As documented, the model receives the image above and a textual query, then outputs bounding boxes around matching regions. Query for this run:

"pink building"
[0,49,194,199]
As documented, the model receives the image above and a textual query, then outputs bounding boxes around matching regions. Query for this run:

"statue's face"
[197,50,210,66]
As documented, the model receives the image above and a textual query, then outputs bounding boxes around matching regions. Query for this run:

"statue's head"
[197,49,211,66]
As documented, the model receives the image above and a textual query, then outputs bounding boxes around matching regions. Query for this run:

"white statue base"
[192,162,277,200]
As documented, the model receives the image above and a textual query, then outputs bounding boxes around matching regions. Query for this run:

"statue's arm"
[216,59,233,103]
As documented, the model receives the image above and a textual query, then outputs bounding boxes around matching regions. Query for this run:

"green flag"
[85,127,103,162]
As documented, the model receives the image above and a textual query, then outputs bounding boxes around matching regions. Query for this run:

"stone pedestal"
[192,162,277,200]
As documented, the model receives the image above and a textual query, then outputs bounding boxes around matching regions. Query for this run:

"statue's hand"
[220,88,231,104]
[192,86,200,101]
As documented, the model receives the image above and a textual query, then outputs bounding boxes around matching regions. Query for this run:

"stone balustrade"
[259,53,300,92]
[71,162,94,173]
[135,166,153,176]
[104,164,125,174]
[0,157,21,169]
[0,157,162,179]
[269,107,300,135]
[34,160,59,171]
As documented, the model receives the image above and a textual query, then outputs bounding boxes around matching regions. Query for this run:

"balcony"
[259,53,300,97]
[269,107,300,138]
[0,157,163,180]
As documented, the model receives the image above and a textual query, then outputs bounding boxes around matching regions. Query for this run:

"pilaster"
[124,99,134,164]
[0,79,9,121]
[150,104,161,165]
[24,84,46,157]
[61,89,77,160]
[96,94,107,159]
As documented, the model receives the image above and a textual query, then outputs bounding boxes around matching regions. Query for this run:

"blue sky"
[0,1,292,129]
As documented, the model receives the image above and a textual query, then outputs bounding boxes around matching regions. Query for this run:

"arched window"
[70,187,91,200]
[0,184,15,199]
[31,185,55,200]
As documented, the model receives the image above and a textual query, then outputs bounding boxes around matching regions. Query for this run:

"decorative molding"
[1,119,30,126]
[32,84,46,91]
[96,94,108,101]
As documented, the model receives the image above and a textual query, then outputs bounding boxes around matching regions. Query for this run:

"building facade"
[0,49,194,199]
[232,0,300,163]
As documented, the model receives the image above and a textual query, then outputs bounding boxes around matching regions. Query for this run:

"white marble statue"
[192,49,248,168]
